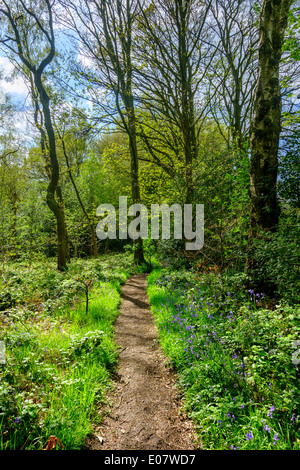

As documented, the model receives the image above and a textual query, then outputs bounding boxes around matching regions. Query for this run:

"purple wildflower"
[267,405,275,418]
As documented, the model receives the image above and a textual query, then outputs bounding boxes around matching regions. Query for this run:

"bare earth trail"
[86,274,199,451]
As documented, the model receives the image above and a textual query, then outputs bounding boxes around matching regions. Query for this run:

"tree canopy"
[0,0,298,281]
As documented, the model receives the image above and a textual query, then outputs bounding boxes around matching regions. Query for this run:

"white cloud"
[0,55,33,140]
[0,55,29,102]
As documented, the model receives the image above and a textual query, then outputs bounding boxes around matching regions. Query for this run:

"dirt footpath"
[86,274,199,451]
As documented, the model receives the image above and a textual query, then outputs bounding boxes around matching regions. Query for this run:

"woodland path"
[85,274,199,451]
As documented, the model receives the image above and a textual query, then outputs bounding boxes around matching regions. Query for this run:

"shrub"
[252,213,300,303]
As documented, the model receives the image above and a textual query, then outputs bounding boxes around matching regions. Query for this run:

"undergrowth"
[147,268,300,450]
[0,253,135,450]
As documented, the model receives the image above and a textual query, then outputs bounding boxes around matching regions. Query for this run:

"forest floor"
[85,274,199,451]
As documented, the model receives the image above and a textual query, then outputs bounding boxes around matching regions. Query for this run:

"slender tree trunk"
[232,82,242,147]
[60,136,98,258]
[126,97,146,265]
[11,188,18,258]
[34,73,69,271]
[177,1,197,206]
[98,0,146,265]
[55,183,70,262]
[182,92,196,205]
[32,78,70,269]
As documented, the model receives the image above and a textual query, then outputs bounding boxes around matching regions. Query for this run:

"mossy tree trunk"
[247,0,292,289]
[249,0,292,242]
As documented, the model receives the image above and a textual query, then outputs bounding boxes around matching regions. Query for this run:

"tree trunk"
[247,0,292,279]
[177,1,197,206]
[11,187,18,259]
[249,0,292,239]
[60,135,98,258]
[35,72,69,271]
[126,98,146,265]
[0,0,69,270]
[99,0,146,265]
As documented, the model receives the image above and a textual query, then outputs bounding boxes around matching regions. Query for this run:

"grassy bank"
[147,268,300,450]
[0,254,135,450]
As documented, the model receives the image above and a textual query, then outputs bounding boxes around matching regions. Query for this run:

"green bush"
[252,213,300,303]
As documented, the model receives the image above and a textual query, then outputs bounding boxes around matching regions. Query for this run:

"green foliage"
[278,129,300,208]
[156,239,189,270]
[0,254,133,450]
[283,4,300,61]
[251,211,300,303]
[0,0,298,452]
[147,268,300,450]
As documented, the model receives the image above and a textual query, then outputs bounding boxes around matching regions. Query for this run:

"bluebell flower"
[267,405,275,418]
